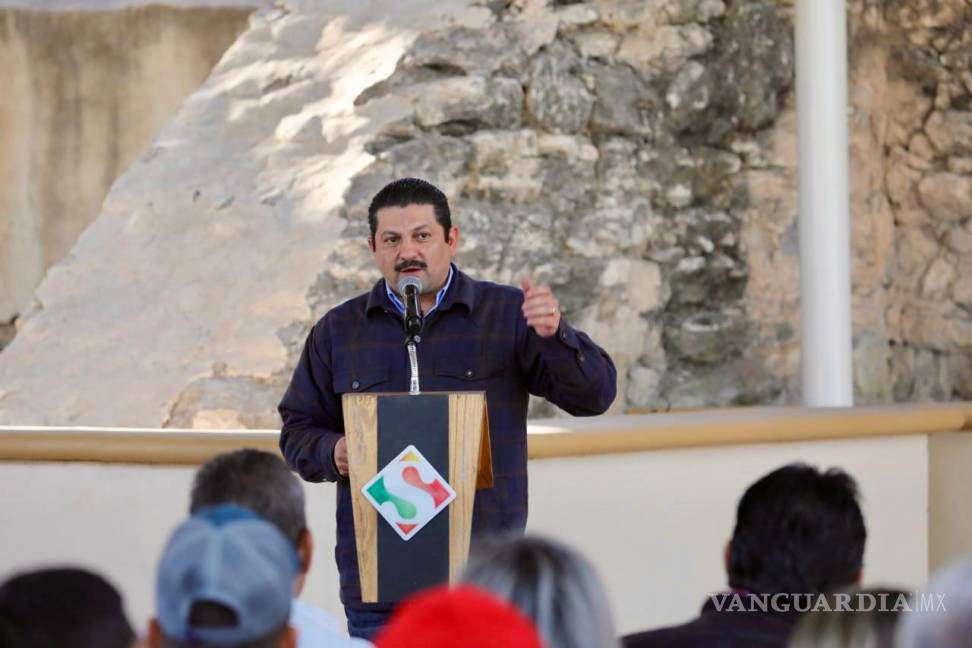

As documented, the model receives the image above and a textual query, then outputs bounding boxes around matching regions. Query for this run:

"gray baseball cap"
[155,504,299,645]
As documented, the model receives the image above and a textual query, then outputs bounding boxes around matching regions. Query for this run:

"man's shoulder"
[622,616,708,648]
[460,272,523,307]
[312,289,375,330]
[622,608,792,648]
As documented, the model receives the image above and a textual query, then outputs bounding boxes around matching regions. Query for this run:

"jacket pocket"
[433,356,506,382]
[332,366,390,394]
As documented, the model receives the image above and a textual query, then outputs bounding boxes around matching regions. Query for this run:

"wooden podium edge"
[342,393,379,603]
[476,401,493,490]
[449,392,487,583]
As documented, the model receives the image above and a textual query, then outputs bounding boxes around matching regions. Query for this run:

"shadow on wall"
[0,318,14,353]
[0,3,254,344]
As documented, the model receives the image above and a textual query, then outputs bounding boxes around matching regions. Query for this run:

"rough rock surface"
[0,4,253,324]
[0,0,476,426]
[4,0,972,426]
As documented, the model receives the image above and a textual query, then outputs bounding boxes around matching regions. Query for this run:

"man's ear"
[279,625,298,648]
[724,540,732,574]
[447,226,460,252]
[297,528,313,575]
[368,237,376,252]
[147,618,164,648]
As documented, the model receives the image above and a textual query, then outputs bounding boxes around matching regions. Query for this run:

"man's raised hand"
[521,277,561,338]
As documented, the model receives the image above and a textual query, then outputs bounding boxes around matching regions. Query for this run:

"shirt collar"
[366,264,475,316]
[384,265,454,316]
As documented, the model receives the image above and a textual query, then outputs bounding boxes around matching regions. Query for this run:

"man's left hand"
[521,277,561,338]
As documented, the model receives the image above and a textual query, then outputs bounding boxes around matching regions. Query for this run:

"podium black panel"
[375,394,450,602]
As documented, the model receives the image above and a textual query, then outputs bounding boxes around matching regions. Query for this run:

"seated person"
[374,585,544,648]
[0,567,135,648]
[896,555,972,648]
[148,504,298,648]
[787,587,908,647]
[189,448,367,647]
[623,463,866,648]
[460,534,618,648]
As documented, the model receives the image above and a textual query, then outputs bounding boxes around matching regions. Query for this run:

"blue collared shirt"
[278,265,617,610]
[384,265,454,317]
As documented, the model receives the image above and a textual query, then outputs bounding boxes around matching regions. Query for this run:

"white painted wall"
[929,431,972,572]
[0,434,932,637]
[529,435,929,635]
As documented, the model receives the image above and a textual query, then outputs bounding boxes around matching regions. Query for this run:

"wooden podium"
[342,392,492,603]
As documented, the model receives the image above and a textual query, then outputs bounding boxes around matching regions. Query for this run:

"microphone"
[397,276,424,337]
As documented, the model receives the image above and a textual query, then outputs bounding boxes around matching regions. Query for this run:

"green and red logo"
[362,445,456,541]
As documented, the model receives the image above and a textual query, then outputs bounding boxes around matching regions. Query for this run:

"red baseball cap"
[374,585,545,648]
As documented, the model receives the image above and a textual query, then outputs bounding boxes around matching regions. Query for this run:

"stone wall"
[0,4,253,333]
[313,0,796,415]
[742,0,972,405]
[3,0,972,427]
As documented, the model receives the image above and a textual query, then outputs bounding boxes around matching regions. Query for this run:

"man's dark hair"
[161,602,287,648]
[0,567,135,648]
[190,448,306,544]
[728,463,866,595]
[367,177,452,242]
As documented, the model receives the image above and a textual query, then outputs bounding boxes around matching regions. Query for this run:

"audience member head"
[374,585,544,648]
[460,534,618,648]
[190,448,311,594]
[896,555,972,648]
[149,504,299,648]
[728,463,866,596]
[786,588,907,648]
[0,567,135,648]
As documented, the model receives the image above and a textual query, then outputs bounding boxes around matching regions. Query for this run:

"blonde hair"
[787,588,906,648]
[460,534,618,648]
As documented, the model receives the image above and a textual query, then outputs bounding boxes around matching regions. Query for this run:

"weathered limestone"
[0,4,254,324]
[0,0,473,425]
[4,0,972,425]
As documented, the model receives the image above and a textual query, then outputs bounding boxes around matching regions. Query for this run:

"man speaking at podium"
[278,177,617,639]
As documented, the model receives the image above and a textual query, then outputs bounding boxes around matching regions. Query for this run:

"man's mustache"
[395,260,427,272]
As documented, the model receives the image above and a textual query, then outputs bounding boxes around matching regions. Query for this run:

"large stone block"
[527,43,594,133]
[710,0,794,132]
[405,25,528,77]
[924,110,972,155]
[917,172,972,222]
[665,307,747,364]
[586,61,660,136]
[415,76,525,132]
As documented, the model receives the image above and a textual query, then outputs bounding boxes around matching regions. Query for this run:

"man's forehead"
[375,204,437,233]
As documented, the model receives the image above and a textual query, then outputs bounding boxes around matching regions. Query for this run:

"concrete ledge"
[526,405,966,458]
[0,403,966,464]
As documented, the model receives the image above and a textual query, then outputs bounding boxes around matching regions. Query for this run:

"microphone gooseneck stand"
[399,277,424,396]
[406,333,421,396]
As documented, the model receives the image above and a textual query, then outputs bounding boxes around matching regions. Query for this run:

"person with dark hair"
[366,177,452,243]
[189,449,366,647]
[279,176,617,638]
[148,504,299,648]
[460,535,619,648]
[622,463,867,648]
[0,567,135,648]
